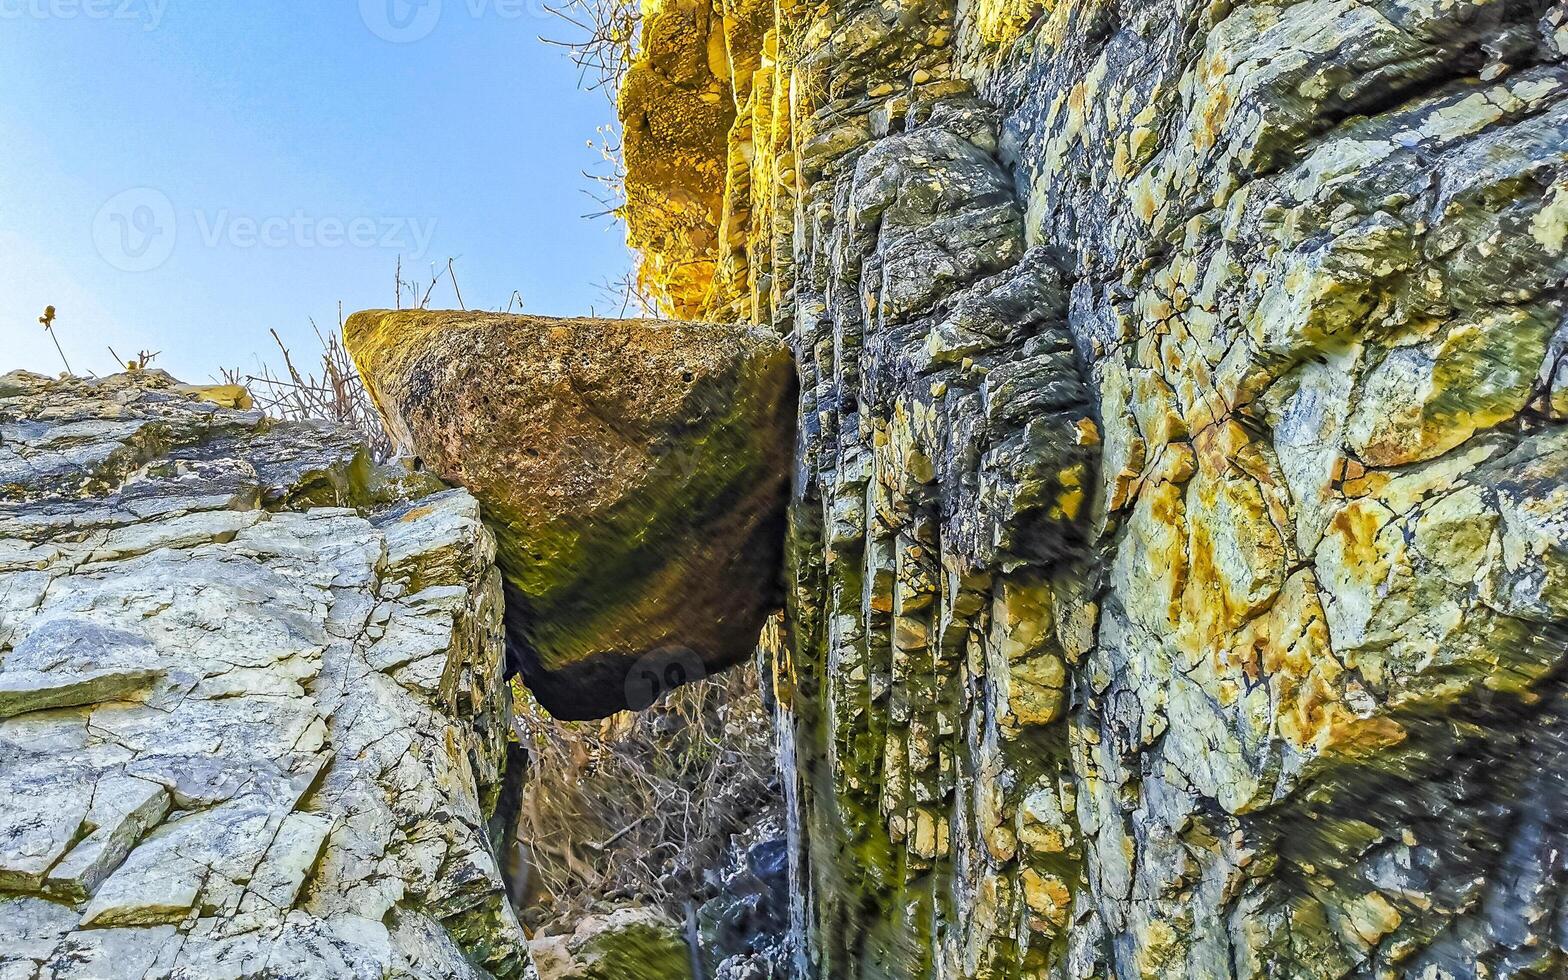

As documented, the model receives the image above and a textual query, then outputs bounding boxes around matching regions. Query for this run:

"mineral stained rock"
[345,311,795,720]
[0,371,528,978]
[620,0,1568,976]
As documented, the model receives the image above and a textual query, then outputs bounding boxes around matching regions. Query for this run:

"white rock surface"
[0,371,528,978]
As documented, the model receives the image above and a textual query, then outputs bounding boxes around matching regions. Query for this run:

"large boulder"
[345,311,795,719]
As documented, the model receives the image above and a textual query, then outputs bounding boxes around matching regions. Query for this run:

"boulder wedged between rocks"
[346,310,796,720]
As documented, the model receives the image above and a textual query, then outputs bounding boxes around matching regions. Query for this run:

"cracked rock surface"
[0,371,527,978]
[620,0,1568,975]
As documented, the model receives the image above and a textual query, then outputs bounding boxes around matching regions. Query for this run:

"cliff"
[8,0,1562,974]
[619,0,1568,977]
[0,371,528,978]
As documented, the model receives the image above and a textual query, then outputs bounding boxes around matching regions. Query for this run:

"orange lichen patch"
[1246,570,1406,762]
[1020,869,1073,930]
[1191,69,1234,157]
[1172,424,1299,709]
[1324,499,1392,590]
[1107,437,1147,512]
[1074,417,1101,446]
[1051,462,1090,523]
[1179,457,1286,651]
[1116,473,1190,631]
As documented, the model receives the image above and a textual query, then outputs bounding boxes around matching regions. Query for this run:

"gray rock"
[615,0,1568,975]
[0,371,527,978]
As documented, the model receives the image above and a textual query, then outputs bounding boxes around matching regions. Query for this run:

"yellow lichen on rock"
[612,0,1568,974]
[618,0,773,318]
[974,0,1044,46]
[175,382,253,410]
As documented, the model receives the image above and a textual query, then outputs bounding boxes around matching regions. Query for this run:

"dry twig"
[512,662,777,928]
[539,0,642,98]
[219,306,395,461]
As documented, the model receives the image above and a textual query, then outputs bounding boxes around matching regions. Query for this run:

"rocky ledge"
[0,371,528,978]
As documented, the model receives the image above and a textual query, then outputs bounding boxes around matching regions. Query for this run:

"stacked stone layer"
[0,371,528,978]
[621,0,1568,977]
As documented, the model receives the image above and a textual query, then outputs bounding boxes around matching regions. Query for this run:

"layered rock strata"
[620,0,1568,977]
[345,311,795,720]
[0,371,528,978]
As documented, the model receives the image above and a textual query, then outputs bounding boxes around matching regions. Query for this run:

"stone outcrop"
[618,0,775,318]
[527,907,693,980]
[619,0,1568,977]
[345,311,795,720]
[0,371,528,978]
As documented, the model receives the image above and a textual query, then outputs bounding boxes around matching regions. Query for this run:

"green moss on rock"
[345,310,795,719]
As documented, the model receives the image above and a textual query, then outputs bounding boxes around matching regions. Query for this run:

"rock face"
[0,371,528,978]
[620,0,1568,977]
[696,832,793,979]
[345,311,795,720]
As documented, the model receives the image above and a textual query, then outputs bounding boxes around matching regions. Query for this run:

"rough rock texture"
[620,0,1568,977]
[345,310,795,720]
[526,907,693,980]
[0,371,529,978]
[619,0,776,318]
[696,832,793,979]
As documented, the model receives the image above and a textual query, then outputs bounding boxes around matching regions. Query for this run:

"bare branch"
[511,662,775,927]
[229,321,395,462]
[448,257,466,311]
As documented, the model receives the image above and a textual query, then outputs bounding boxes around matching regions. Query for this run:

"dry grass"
[219,306,395,462]
[512,661,778,930]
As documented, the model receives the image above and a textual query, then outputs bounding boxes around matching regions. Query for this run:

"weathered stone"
[0,666,161,719]
[617,0,1568,974]
[0,371,526,977]
[528,907,694,980]
[345,311,795,719]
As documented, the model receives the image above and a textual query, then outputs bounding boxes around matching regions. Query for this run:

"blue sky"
[1,1,631,382]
